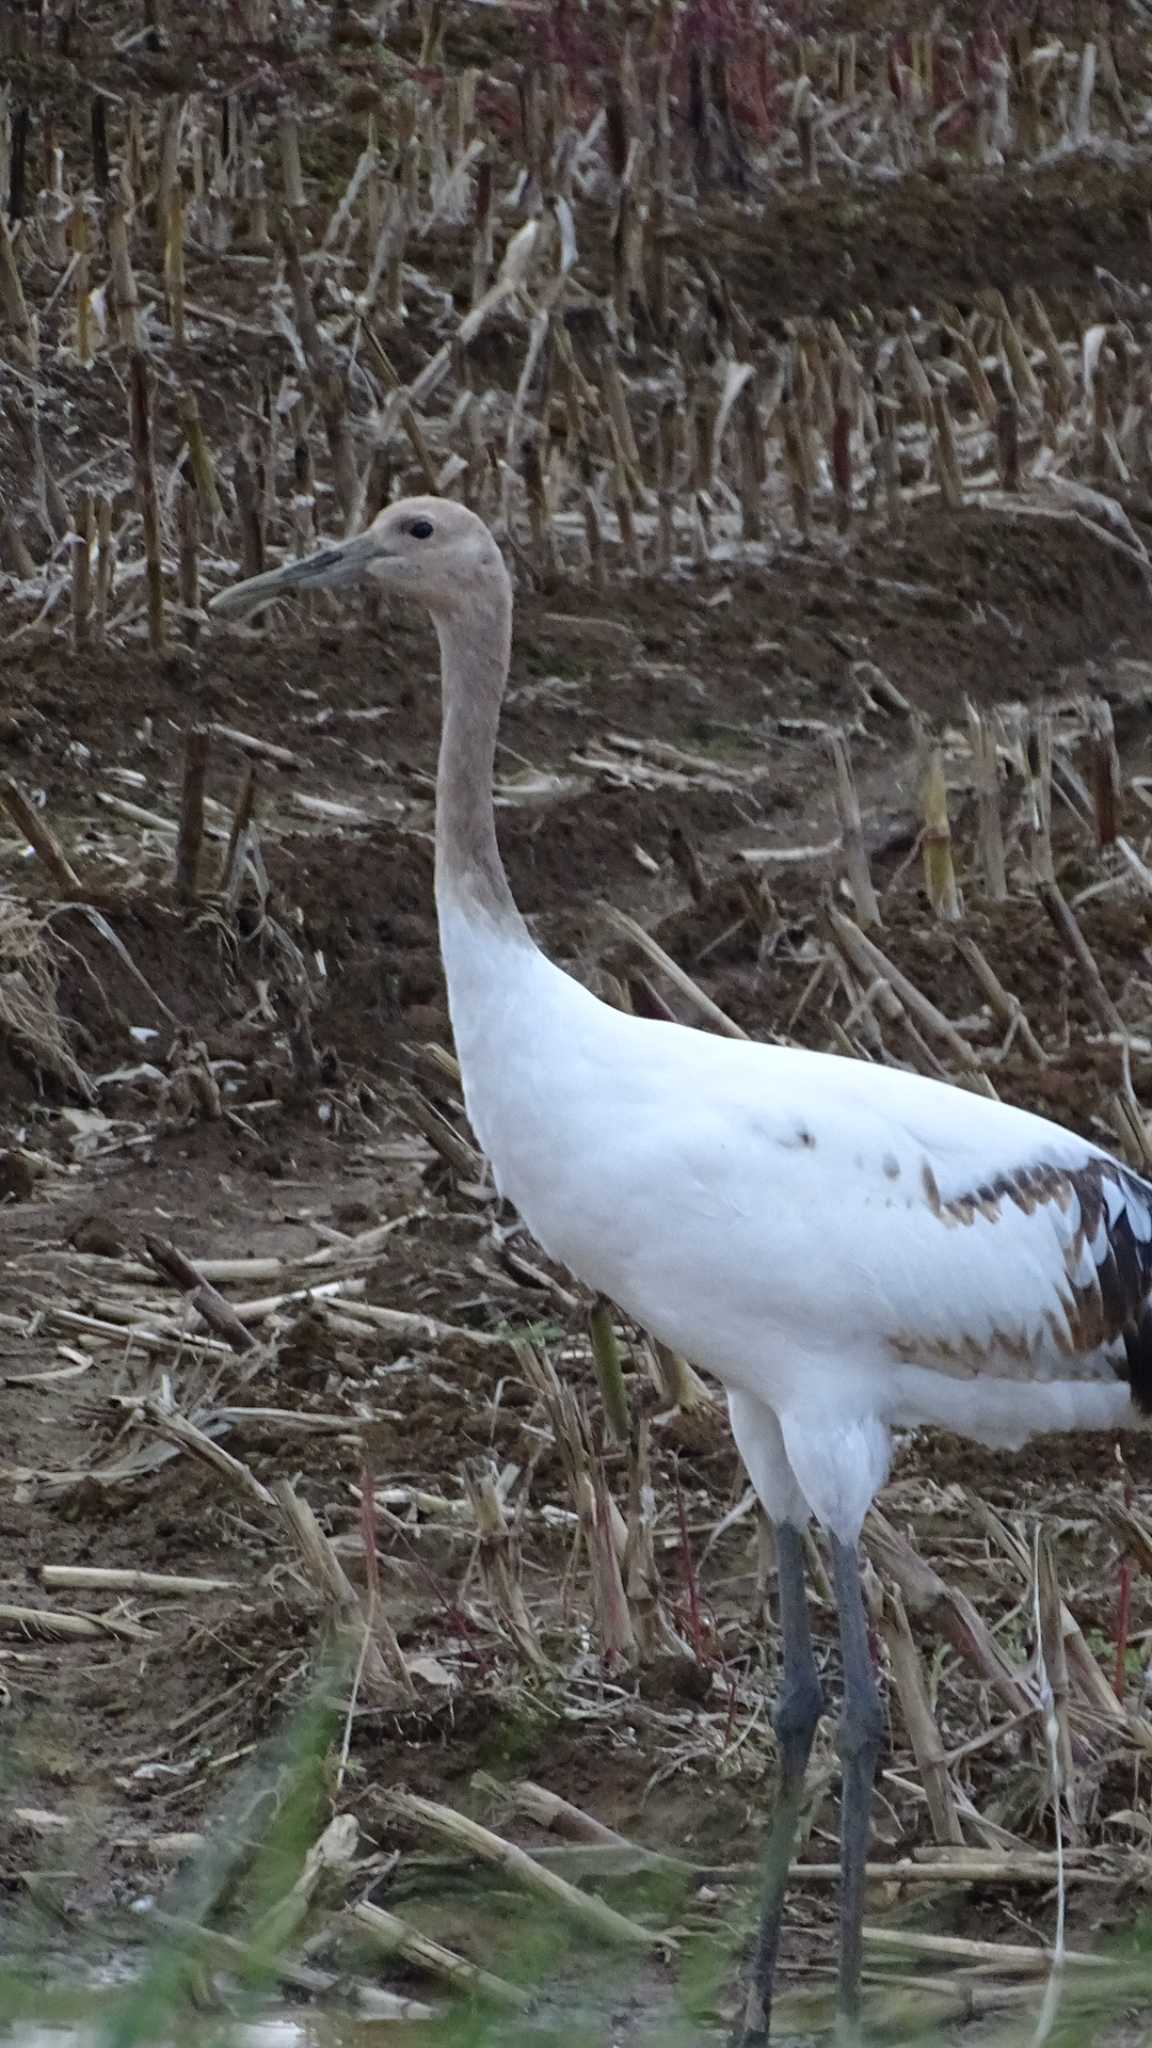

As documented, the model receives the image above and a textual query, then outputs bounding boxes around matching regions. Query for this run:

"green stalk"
[589,1295,631,1444]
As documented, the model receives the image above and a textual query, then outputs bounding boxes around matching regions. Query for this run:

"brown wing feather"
[918,1155,1152,1409]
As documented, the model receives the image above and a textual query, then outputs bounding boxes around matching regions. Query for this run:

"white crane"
[211,499,1151,2045]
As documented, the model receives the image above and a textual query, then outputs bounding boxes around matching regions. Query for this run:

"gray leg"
[736,1521,824,2048]
[829,1536,884,2040]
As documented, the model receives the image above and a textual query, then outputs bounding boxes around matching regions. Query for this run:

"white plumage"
[211,497,1150,2046]
[442,905,1145,1542]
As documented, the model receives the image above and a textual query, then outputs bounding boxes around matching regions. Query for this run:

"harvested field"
[4,3,1152,2040]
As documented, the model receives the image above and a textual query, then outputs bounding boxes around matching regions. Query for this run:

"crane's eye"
[405,517,434,540]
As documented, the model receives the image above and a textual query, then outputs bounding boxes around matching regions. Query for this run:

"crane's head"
[207,496,506,622]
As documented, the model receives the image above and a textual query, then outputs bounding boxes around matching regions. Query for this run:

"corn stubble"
[1,13,1152,2045]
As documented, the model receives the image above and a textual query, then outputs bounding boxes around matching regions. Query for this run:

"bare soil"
[5,2,1152,2037]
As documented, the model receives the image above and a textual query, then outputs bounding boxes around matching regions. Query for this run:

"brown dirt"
[673,156,1152,323]
[6,4,1152,2039]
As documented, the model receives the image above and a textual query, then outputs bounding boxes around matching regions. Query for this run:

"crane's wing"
[592,1038,1152,1416]
[750,1057,1152,1410]
[890,1144,1152,1398]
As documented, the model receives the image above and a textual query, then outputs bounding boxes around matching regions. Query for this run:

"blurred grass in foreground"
[0,1679,1149,2048]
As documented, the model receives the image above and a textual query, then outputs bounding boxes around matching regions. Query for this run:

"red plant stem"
[359,1449,381,1612]
[721,1660,740,1747]
[1114,1473,1135,1703]
[1114,1560,1133,1702]
[673,1457,707,1665]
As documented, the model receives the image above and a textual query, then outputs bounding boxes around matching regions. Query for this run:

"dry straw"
[0,30,1151,2039]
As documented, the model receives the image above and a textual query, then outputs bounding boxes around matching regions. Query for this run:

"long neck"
[433,587,528,941]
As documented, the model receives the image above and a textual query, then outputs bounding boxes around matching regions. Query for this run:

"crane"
[211,498,1151,2045]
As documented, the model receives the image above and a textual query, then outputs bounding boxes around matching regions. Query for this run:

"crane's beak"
[207,529,383,619]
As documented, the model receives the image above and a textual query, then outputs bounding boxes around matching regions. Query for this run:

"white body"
[442,907,1143,1543]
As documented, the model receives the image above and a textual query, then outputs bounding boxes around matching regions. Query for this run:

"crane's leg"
[829,1535,884,2042]
[737,1519,824,2048]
